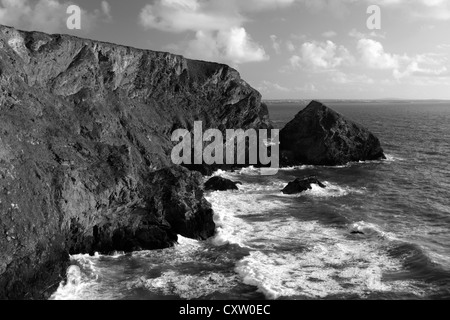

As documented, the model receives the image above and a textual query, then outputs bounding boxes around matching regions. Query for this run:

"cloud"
[286,40,296,52]
[100,0,112,22]
[259,80,291,92]
[258,80,317,94]
[437,44,450,50]
[348,28,385,40]
[357,39,400,69]
[184,28,268,65]
[331,71,375,84]
[393,53,449,79]
[0,0,112,33]
[139,0,286,65]
[322,31,337,38]
[286,35,449,85]
[139,0,243,33]
[270,35,282,54]
[297,0,450,20]
[290,40,354,70]
[357,38,449,80]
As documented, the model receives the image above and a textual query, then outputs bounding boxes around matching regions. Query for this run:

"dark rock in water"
[0,24,269,299]
[281,177,326,195]
[205,176,241,191]
[280,101,386,166]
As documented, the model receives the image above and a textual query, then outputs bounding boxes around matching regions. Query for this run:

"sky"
[1,0,450,100]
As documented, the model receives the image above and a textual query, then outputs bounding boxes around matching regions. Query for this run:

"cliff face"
[0,25,270,299]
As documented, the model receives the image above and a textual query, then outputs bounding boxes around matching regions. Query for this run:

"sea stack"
[280,101,386,166]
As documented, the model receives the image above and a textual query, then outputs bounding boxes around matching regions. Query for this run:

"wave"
[349,221,397,241]
[280,182,366,199]
[50,254,100,300]
[234,229,424,300]
[50,234,250,300]
[206,184,437,300]
[279,165,319,171]
[278,154,406,172]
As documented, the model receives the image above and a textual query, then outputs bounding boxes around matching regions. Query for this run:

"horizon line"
[262,98,450,101]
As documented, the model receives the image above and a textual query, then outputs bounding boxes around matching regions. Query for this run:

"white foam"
[349,221,398,241]
[280,182,366,199]
[236,180,286,193]
[235,234,423,299]
[279,165,317,171]
[206,191,292,248]
[126,271,241,300]
[206,186,426,299]
[50,255,101,300]
[51,231,248,300]
[177,235,202,248]
[384,154,406,162]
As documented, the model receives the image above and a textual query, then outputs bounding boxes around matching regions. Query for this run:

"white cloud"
[0,0,112,33]
[258,80,317,94]
[437,44,450,50]
[290,40,354,70]
[139,0,242,33]
[393,53,449,79]
[139,0,274,65]
[259,80,291,92]
[100,0,112,22]
[286,36,449,85]
[357,38,449,80]
[286,40,296,52]
[185,28,268,65]
[357,39,400,70]
[221,28,268,64]
[270,35,282,54]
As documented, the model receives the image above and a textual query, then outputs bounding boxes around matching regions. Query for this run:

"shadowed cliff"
[0,24,270,299]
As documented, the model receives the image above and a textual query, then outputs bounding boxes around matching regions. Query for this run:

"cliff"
[0,25,270,299]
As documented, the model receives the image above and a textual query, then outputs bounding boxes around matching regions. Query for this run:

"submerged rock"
[280,101,386,166]
[281,177,326,195]
[0,24,269,299]
[204,176,241,191]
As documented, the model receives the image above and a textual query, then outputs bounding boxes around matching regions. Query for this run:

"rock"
[146,167,216,241]
[280,101,386,166]
[281,177,326,195]
[0,24,269,299]
[204,176,241,191]
[64,166,215,255]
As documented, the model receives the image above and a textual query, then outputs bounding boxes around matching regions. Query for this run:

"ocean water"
[51,100,450,300]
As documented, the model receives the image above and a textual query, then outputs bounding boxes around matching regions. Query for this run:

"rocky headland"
[0,24,269,299]
[0,24,386,300]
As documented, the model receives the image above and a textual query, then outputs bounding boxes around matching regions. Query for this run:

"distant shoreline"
[263,99,450,104]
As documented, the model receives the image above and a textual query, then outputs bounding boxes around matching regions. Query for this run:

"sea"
[51,100,450,300]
